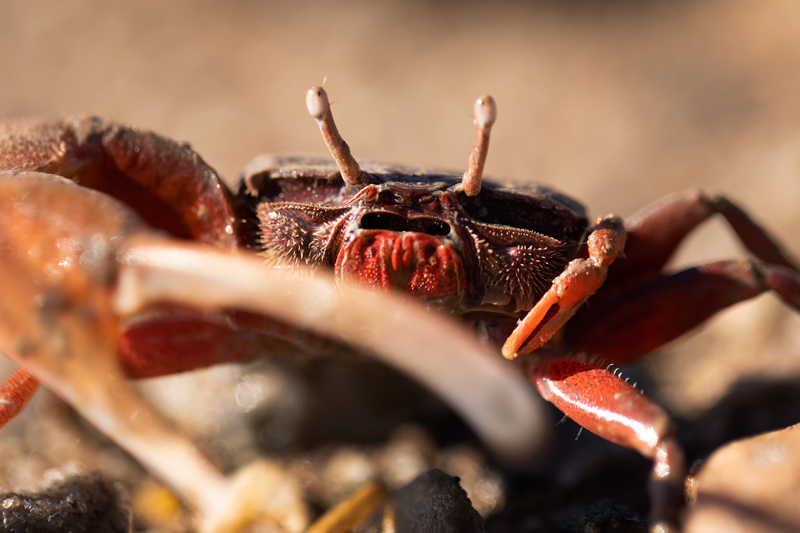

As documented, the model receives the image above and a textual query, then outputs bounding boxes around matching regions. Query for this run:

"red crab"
[0,86,798,532]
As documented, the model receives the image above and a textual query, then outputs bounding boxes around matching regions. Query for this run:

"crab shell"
[239,155,589,320]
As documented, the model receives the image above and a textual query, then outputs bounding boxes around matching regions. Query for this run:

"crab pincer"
[502,214,627,359]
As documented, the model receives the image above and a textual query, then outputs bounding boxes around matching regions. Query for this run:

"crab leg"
[610,189,799,282]
[566,259,800,363]
[0,369,39,426]
[0,172,298,531]
[6,304,310,533]
[502,214,627,359]
[0,116,239,249]
[22,321,232,516]
[564,189,800,362]
[529,358,685,532]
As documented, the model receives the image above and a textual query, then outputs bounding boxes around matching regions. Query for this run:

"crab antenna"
[306,86,364,185]
[462,95,497,197]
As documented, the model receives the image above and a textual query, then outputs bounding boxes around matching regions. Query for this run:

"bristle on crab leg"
[462,95,497,197]
[115,236,547,460]
[306,86,364,186]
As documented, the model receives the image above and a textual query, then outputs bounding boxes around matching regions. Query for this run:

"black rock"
[0,472,129,533]
[395,469,485,533]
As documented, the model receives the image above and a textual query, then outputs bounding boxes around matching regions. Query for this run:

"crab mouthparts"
[359,212,451,237]
[335,229,466,305]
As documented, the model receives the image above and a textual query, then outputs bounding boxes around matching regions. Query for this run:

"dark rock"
[395,469,485,533]
[0,472,129,533]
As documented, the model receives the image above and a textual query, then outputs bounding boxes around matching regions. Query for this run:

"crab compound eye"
[306,86,329,120]
[475,95,497,129]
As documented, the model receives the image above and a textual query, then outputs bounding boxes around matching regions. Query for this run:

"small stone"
[394,469,484,533]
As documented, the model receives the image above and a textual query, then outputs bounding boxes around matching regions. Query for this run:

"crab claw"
[502,215,626,359]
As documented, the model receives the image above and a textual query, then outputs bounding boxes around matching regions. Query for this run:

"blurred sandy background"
[1,0,800,477]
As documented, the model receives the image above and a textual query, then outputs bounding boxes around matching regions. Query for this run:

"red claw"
[502,215,627,359]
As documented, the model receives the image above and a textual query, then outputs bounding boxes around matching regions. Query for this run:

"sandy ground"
[1,0,800,530]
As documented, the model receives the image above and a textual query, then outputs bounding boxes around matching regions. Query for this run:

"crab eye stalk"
[306,86,364,186]
[462,95,497,197]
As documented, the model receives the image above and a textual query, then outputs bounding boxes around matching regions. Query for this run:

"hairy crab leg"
[567,259,800,363]
[0,368,40,426]
[529,358,685,532]
[116,234,547,461]
[502,214,627,359]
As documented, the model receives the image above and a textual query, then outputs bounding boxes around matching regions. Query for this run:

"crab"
[0,86,799,533]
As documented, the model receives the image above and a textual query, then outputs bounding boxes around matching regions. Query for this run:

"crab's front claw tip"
[200,459,309,533]
[500,345,518,360]
[501,291,561,359]
[505,252,618,358]
[501,336,522,360]
[504,324,554,360]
